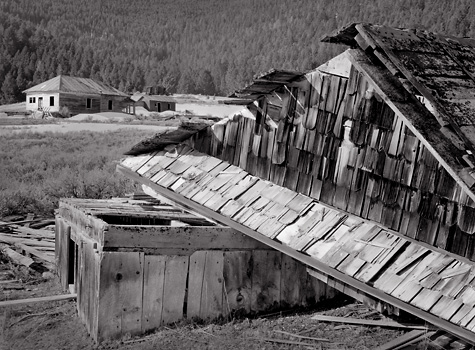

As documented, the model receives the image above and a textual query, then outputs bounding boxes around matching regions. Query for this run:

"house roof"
[131,92,177,103]
[23,75,128,97]
[118,143,475,343]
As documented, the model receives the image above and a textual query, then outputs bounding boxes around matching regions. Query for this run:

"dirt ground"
[0,260,424,350]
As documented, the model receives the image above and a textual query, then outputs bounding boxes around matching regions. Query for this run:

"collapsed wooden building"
[57,23,475,343]
[56,196,333,341]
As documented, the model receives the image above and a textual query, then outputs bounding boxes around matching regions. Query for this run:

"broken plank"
[0,244,35,268]
[0,293,77,308]
[374,329,434,350]
[17,243,55,264]
[310,314,429,330]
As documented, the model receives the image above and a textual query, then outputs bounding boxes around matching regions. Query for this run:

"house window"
[108,100,113,110]
[50,96,55,106]
[167,103,172,110]
[86,98,92,109]
[29,97,36,103]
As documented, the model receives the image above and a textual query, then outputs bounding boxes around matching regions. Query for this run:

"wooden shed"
[23,75,130,116]
[117,24,475,344]
[55,197,333,342]
[130,93,176,114]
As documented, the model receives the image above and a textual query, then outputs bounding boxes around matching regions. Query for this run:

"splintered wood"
[0,216,55,271]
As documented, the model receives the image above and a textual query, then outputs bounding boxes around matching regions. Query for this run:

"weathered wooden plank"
[187,251,206,319]
[280,254,308,308]
[0,244,35,268]
[59,221,71,290]
[430,296,464,321]
[104,226,269,250]
[97,251,144,340]
[141,255,166,332]
[411,288,443,311]
[251,251,281,312]
[310,314,429,329]
[161,256,189,324]
[200,251,224,320]
[355,238,408,284]
[223,251,252,316]
[0,293,77,308]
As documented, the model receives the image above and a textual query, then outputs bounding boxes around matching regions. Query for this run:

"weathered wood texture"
[117,140,475,342]
[186,62,475,261]
[55,217,71,290]
[103,225,271,251]
[57,199,326,342]
[90,249,319,341]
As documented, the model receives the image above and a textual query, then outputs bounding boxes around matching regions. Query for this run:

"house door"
[157,103,161,112]
[38,97,43,108]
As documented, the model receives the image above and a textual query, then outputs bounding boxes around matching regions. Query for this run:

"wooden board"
[161,256,189,324]
[97,251,144,340]
[187,251,207,319]
[280,254,312,308]
[104,226,269,250]
[200,251,224,320]
[141,255,166,332]
[223,251,252,316]
[251,251,282,312]
[0,294,77,308]
[56,217,71,290]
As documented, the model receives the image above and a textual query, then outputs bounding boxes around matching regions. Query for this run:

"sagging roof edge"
[116,163,475,345]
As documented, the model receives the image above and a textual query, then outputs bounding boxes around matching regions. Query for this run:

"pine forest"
[1,0,474,104]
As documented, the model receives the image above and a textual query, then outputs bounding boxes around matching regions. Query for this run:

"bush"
[58,106,71,118]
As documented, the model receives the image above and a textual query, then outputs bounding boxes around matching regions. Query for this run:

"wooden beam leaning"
[116,164,475,345]
[103,226,272,251]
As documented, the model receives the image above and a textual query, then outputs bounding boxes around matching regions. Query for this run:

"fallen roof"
[118,144,475,344]
[23,75,128,97]
[117,23,475,344]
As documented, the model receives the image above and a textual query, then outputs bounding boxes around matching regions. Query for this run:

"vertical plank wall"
[95,249,329,341]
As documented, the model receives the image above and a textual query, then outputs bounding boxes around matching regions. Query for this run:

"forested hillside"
[1,0,474,103]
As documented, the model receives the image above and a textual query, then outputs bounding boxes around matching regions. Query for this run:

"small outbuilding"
[55,196,332,342]
[130,93,176,113]
[23,75,130,116]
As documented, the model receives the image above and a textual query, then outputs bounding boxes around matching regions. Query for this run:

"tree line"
[1,0,474,104]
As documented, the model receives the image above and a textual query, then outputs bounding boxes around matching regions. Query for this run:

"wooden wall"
[94,249,328,341]
[189,63,475,261]
[99,94,129,113]
[56,216,101,337]
[59,93,101,115]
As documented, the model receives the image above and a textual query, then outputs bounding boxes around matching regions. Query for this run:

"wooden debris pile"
[0,216,55,272]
